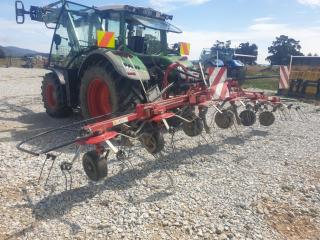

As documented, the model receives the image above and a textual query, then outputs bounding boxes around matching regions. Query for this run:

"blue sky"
[1,0,320,63]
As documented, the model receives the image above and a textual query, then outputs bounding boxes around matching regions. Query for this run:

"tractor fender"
[78,49,150,81]
[47,67,66,85]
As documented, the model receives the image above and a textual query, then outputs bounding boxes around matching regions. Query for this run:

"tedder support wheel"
[82,150,108,181]
[41,73,72,118]
[80,65,118,119]
[259,111,275,126]
[141,131,165,154]
[239,110,256,126]
[182,116,204,137]
[214,110,234,129]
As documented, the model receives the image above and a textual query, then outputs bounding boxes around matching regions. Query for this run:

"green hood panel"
[106,50,150,81]
[164,56,194,68]
[83,49,150,81]
[137,55,194,69]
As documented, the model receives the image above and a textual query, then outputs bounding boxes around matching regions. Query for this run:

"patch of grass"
[242,78,279,91]
[243,66,279,91]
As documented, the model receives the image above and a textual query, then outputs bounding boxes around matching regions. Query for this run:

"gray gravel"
[0,67,320,240]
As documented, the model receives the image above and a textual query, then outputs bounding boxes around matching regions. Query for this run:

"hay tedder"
[15,1,306,184]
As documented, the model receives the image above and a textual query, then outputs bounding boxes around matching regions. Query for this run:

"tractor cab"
[97,5,182,55]
[15,0,194,119]
[48,3,185,68]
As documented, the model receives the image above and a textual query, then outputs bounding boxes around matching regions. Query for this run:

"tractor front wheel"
[41,73,72,118]
[80,66,118,119]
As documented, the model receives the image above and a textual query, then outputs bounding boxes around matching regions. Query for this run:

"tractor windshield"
[132,15,182,33]
[125,15,181,55]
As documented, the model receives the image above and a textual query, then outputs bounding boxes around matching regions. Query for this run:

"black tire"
[82,151,108,181]
[80,65,118,119]
[141,131,165,154]
[239,110,256,126]
[41,73,72,118]
[259,111,275,126]
[214,110,234,129]
[182,118,204,137]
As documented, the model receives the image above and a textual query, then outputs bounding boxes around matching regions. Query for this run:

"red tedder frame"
[78,64,283,147]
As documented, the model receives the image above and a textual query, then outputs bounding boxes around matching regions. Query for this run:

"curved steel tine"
[200,133,209,145]
[170,131,177,156]
[296,106,309,121]
[44,154,57,187]
[62,170,68,191]
[38,154,50,183]
[68,171,73,190]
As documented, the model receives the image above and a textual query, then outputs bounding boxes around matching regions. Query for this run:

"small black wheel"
[259,111,275,126]
[166,117,182,128]
[141,131,165,154]
[82,151,108,181]
[41,73,72,118]
[239,110,256,126]
[214,110,234,129]
[182,117,204,137]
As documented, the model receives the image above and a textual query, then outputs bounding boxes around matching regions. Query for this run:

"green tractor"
[15,0,194,119]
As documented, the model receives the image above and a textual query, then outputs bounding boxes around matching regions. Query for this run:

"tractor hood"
[164,55,194,68]
[226,59,245,68]
[137,55,194,70]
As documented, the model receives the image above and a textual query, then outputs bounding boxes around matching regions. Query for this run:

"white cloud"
[168,22,320,64]
[253,17,274,22]
[248,23,287,31]
[149,0,210,12]
[297,0,320,7]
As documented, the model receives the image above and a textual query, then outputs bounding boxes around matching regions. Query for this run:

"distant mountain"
[0,45,48,57]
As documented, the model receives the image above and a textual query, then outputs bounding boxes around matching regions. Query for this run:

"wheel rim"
[215,110,234,129]
[239,110,256,126]
[46,83,56,108]
[84,159,97,180]
[143,134,156,153]
[87,78,112,117]
[259,111,275,126]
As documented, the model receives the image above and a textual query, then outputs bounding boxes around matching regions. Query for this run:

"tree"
[266,35,303,65]
[236,42,258,65]
[211,40,233,51]
[0,47,5,58]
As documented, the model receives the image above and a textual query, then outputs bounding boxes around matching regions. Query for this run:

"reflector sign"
[97,31,115,48]
[206,67,229,100]
[279,66,290,89]
[179,42,190,56]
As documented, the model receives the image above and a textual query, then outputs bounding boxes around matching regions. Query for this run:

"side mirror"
[15,1,28,24]
[53,34,62,50]
[53,34,62,46]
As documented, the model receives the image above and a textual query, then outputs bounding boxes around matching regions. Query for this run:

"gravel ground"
[0,67,320,240]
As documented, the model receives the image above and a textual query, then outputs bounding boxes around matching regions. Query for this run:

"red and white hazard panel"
[279,66,290,89]
[206,67,229,100]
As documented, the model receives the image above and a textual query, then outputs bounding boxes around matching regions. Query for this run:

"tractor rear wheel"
[41,73,72,118]
[80,65,118,119]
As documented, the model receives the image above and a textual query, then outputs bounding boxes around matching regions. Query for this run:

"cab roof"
[96,4,173,21]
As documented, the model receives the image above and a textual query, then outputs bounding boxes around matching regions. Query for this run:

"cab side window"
[105,13,120,47]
